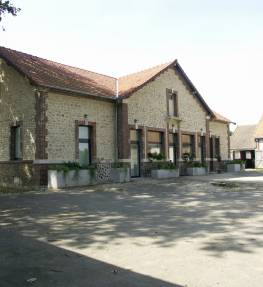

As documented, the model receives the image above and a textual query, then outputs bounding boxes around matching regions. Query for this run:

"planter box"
[111,168,130,183]
[227,164,241,173]
[48,169,95,189]
[151,169,179,179]
[186,167,207,176]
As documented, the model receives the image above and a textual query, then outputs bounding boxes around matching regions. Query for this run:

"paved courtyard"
[1,171,263,287]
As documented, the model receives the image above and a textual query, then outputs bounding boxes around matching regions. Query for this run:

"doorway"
[169,133,178,163]
[240,150,255,169]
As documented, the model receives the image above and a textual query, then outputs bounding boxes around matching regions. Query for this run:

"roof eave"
[212,118,236,125]
[0,55,116,101]
[45,84,116,102]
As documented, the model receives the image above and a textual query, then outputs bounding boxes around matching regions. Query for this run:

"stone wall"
[0,161,43,191]
[124,68,207,132]
[0,59,36,161]
[47,92,116,162]
[210,121,230,160]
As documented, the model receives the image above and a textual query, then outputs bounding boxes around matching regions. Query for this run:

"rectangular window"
[169,133,178,163]
[10,126,22,160]
[181,134,195,158]
[147,131,164,156]
[168,93,178,117]
[234,151,241,159]
[79,126,91,166]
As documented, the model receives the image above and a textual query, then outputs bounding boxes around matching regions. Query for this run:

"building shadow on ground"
[0,229,182,287]
[1,177,263,258]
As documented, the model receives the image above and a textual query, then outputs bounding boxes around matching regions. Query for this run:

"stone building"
[231,115,263,168]
[0,46,231,188]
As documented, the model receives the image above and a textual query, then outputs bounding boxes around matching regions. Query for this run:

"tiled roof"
[0,46,218,118]
[255,115,263,138]
[0,46,117,99]
[213,111,232,123]
[118,61,175,96]
[231,125,257,150]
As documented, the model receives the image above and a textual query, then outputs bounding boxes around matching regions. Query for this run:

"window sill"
[167,116,182,123]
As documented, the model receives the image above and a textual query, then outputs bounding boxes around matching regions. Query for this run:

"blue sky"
[1,0,263,126]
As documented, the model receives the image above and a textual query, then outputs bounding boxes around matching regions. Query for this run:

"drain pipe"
[115,79,119,162]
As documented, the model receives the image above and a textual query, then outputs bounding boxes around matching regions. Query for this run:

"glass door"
[169,133,178,163]
[130,130,141,177]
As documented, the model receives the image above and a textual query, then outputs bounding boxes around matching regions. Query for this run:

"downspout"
[115,79,119,162]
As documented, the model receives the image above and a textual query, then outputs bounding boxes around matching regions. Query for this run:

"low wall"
[0,161,131,191]
[0,161,46,191]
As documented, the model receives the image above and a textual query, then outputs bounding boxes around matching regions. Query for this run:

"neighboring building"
[0,46,231,189]
[231,115,263,168]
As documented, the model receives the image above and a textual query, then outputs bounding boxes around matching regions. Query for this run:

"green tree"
[0,1,20,25]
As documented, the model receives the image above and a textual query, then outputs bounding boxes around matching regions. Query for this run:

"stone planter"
[186,167,207,176]
[48,169,95,189]
[111,168,130,183]
[227,164,241,173]
[151,169,180,179]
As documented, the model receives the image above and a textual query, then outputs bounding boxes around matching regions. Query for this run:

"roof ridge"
[0,46,117,80]
[118,60,175,79]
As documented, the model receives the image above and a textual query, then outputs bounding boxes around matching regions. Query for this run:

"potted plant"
[148,152,166,161]
[111,162,130,183]
[186,161,207,176]
[226,159,245,173]
[151,161,179,179]
[48,162,97,189]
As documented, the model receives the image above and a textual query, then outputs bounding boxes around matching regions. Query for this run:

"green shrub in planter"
[186,161,207,176]
[155,161,177,170]
[186,161,207,168]
[48,162,97,189]
[148,152,165,161]
[151,161,179,179]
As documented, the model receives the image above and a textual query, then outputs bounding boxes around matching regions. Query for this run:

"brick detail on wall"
[205,118,210,160]
[35,90,48,160]
[35,90,48,186]
[117,102,130,160]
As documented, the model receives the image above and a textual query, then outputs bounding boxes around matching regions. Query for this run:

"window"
[10,125,22,160]
[234,151,241,159]
[168,93,178,117]
[147,131,164,156]
[181,134,195,158]
[169,133,178,163]
[130,129,139,142]
[79,126,91,166]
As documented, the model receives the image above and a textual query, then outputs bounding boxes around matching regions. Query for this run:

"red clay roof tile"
[0,46,117,99]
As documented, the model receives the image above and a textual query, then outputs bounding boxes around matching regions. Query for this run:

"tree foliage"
[0,1,20,22]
